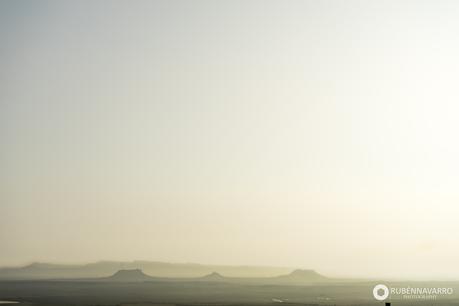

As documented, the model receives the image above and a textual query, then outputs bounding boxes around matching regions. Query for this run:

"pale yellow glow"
[1,0,459,280]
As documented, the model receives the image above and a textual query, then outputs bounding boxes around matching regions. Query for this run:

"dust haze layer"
[0,261,295,280]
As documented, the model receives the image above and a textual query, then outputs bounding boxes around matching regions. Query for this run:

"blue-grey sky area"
[2,0,459,279]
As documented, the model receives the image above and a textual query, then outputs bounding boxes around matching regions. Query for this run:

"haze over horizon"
[2,0,459,280]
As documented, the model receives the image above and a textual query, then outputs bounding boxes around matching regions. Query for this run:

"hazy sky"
[2,0,459,279]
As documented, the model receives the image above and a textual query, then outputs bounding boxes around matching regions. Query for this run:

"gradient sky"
[2,0,459,279]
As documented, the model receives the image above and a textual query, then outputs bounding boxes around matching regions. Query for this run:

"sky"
[2,0,459,280]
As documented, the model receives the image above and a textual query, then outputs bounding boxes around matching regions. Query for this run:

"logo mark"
[373,284,390,301]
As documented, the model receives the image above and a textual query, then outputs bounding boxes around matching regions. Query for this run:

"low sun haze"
[2,0,459,280]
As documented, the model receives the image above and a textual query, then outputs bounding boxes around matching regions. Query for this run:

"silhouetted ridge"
[107,269,153,282]
[0,261,294,280]
[200,271,225,281]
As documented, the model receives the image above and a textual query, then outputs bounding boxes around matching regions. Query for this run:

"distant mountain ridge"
[97,268,330,284]
[104,269,154,282]
[199,271,226,282]
[0,260,294,280]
